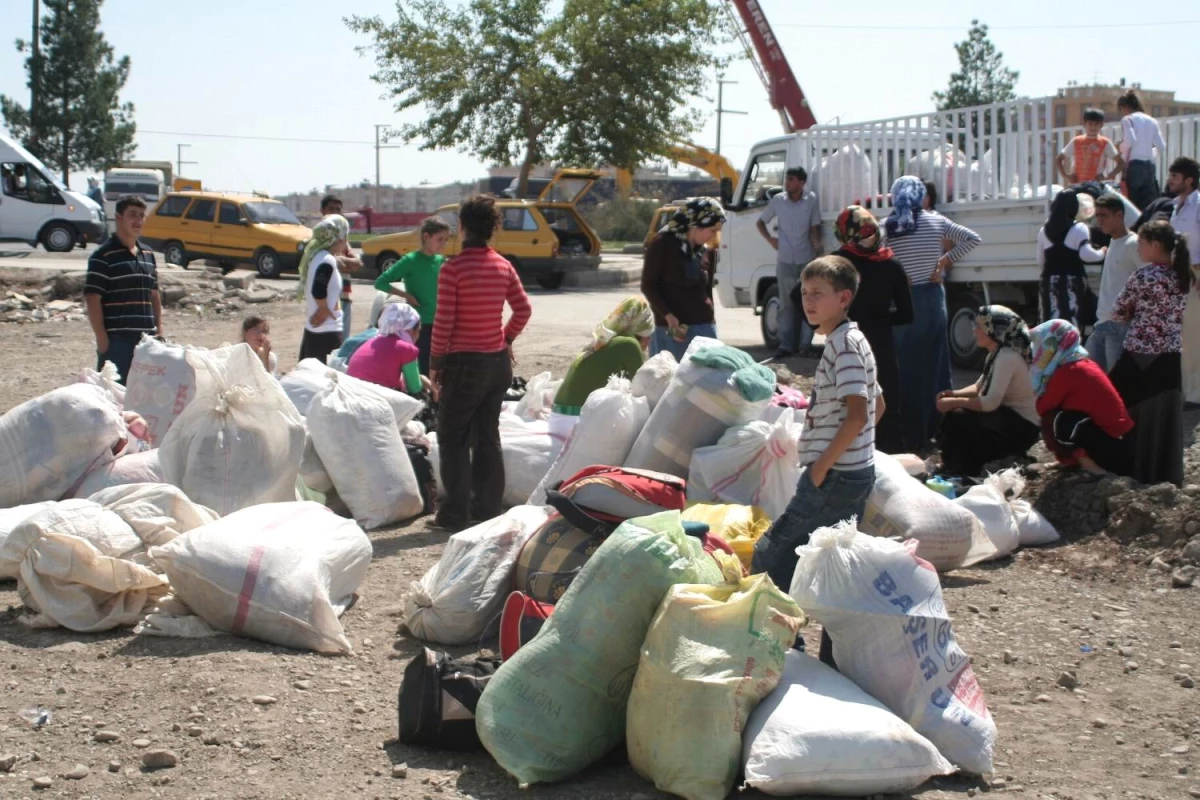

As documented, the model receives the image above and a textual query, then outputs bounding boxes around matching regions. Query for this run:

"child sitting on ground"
[241,315,277,377]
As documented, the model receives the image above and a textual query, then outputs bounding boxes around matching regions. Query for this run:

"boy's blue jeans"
[751,464,876,594]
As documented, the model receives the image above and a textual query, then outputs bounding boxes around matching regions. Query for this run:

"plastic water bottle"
[19,708,51,728]
[925,476,957,500]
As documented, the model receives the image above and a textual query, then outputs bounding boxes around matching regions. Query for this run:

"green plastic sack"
[475,511,722,787]
[626,573,804,800]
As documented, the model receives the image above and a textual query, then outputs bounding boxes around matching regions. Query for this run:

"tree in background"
[933,20,1018,110]
[348,0,724,198]
[1,0,136,184]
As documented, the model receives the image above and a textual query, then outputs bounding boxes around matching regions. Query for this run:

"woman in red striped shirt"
[429,196,532,531]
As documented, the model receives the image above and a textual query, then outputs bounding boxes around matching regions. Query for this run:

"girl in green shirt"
[552,296,655,415]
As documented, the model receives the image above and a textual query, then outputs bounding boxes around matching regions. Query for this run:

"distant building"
[1053,81,1200,128]
[275,181,478,223]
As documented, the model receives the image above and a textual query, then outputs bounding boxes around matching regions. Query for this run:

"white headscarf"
[378,302,421,342]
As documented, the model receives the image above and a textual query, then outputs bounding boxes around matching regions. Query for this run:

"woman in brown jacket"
[641,197,725,360]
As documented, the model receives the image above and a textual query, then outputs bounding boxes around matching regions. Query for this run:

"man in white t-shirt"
[1085,194,1141,372]
[1118,91,1167,211]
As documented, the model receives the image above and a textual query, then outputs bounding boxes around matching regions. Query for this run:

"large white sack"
[0,384,125,508]
[630,350,677,409]
[954,484,1020,562]
[687,408,803,520]
[404,505,550,645]
[426,416,567,507]
[124,337,239,446]
[73,450,164,499]
[790,520,998,775]
[149,501,372,654]
[510,371,561,421]
[75,361,126,407]
[625,350,773,479]
[986,468,1060,547]
[743,651,954,796]
[0,502,57,580]
[308,373,423,529]
[90,483,219,548]
[281,358,423,426]
[299,435,334,494]
[528,376,649,505]
[861,452,991,571]
[159,345,306,515]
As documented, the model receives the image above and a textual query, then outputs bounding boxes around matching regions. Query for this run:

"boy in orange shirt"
[1057,108,1124,184]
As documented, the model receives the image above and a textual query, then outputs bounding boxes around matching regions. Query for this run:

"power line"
[139,129,374,145]
[774,19,1199,31]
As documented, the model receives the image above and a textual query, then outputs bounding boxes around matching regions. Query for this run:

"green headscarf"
[296,214,350,299]
[579,296,655,358]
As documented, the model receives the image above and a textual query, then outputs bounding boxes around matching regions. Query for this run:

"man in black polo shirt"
[84,196,163,384]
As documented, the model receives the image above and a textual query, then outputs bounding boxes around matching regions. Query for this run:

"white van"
[0,132,106,251]
[103,167,165,222]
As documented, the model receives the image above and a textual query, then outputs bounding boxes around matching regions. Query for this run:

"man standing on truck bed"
[1118,91,1167,212]
[84,196,162,384]
[757,167,823,360]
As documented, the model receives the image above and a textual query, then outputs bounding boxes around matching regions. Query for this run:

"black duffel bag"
[397,648,501,751]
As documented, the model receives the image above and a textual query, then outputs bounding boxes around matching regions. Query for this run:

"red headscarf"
[835,205,894,262]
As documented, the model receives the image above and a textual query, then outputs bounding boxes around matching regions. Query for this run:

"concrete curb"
[563,266,642,288]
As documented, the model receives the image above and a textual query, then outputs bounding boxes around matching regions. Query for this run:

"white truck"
[103,164,170,224]
[0,132,106,251]
[716,97,1200,367]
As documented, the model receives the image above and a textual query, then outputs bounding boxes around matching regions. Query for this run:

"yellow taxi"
[140,191,311,278]
[361,169,602,289]
[644,205,678,248]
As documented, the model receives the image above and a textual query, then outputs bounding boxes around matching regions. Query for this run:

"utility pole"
[715,77,746,156]
[176,144,196,180]
[29,0,39,152]
[374,125,402,212]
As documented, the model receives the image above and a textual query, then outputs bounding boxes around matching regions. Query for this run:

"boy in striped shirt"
[753,255,884,595]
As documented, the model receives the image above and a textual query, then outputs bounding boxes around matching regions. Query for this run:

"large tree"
[933,20,1019,110]
[347,0,723,197]
[1,0,136,184]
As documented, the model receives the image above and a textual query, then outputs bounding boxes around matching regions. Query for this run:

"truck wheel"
[40,222,76,253]
[163,241,189,268]
[536,272,565,290]
[759,282,780,350]
[255,247,282,279]
[947,290,986,370]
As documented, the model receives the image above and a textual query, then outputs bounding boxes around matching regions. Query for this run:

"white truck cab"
[717,98,1199,367]
[103,167,165,224]
[0,132,106,251]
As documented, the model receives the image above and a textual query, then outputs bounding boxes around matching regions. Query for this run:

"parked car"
[361,169,603,289]
[140,191,311,278]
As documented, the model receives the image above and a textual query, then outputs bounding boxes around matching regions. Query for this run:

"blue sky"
[1,0,1197,195]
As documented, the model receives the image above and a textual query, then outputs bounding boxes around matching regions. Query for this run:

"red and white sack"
[687,408,803,521]
[789,520,997,775]
[124,337,239,447]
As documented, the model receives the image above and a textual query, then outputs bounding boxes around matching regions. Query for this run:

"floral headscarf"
[978,305,1031,395]
[835,205,894,261]
[884,176,926,238]
[660,197,725,279]
[580,296,654,358]
[296,214,350,299]
[1029,319,1090,396]
[377,302,421,342]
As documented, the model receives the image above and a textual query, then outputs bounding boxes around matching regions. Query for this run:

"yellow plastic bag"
[682,503,770,571]
[626,573,804,800]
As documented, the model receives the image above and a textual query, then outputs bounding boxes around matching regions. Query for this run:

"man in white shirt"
[1117,91,1167,211]
[757,167,823,359]
[1085,194,1141,372]
[1167,157,1200,404]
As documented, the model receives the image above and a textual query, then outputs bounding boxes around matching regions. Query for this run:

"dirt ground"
[2,271,1200,800]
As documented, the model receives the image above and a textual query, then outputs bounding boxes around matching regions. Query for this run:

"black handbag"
[397,648,501,751]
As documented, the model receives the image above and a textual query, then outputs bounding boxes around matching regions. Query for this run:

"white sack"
[159,345,306,515]
[280,358,423,426]
[0,502,57,580]
[0,384,125,508]
[743,651,954,796]
[630,350,677,409]
[954,484,1020,561]
[75,361,126,407]
[861,452,991,571]
[90,483,219,549]
[299,435,334,494]
[790,521,998,775]
[510,372,561,421]
[124,337,237,446]
[404,505,550,645]
[73,450,164,499]
[308,373,423,529]
[427,415,566,508]
[986,468,1060,547]
[528,377,649,505]
[687,408,803,520]
[149,501,372,654]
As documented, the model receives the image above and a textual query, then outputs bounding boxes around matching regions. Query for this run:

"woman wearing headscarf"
[884,176,982,451]
[812,205,914,452]
[298,214,351,364]
[552,296,654,417]
[933,305,1040,477]
[1029,319,1133,475]
[1038,189,1106,327]
[347,302,433,397]
[641,197,725,360]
